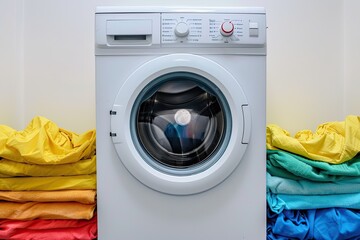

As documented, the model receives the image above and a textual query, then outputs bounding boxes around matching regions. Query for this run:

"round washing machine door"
[110,53,251,195]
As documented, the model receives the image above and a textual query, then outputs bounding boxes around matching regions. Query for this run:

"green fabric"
[267,150,360,182]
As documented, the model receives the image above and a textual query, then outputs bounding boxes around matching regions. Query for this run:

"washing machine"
[95,6,266,239]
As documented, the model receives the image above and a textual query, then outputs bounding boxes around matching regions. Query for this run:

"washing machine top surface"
[95,6,265,14]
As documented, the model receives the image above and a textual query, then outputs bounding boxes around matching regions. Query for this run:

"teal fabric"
[267,172,360,195]
[267,150,360,182]
[267,191,360,213]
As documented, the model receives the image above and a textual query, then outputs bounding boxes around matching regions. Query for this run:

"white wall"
[1,0,358,134]
[344,0,360,118]
[266,0,344,133]
[0,0,24,129]
[23,1,96,133]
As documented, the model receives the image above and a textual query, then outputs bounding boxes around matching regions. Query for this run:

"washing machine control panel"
[161,13,265,47]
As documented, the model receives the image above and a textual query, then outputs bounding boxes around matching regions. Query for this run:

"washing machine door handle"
[110,104,125,144]
[241,104,251,144]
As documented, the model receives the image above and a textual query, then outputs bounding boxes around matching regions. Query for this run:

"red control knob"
[220,21,234,37]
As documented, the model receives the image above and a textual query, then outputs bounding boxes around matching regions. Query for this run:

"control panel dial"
[174,22,190,37]
[220,21,234,37]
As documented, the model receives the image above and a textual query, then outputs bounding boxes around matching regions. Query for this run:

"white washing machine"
[95,7,266,240]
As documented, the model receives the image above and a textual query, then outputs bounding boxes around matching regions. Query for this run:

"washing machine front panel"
[96,7,266,239]
[110,53,250,195]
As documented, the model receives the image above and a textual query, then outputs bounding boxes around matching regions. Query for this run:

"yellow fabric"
[0,202,95,220]
[0,190,96,204]
[0,116,96,165]
[0,156,96,177]
[267,115,360,164]
[0,174,96,191]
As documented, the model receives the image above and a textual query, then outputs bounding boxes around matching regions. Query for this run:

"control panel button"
[174,22,190,37]
[249,22,259,37]
[220,21,234,37]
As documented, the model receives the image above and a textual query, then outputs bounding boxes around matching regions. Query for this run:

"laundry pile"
[0,116,97,240]
[266,115,360,239]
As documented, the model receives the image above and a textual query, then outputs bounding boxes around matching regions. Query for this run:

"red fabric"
[0,214,97,240]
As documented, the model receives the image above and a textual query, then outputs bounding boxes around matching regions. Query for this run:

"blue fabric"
[267,173,360,195]
[267,207,311,239]
[267,191,360,213]
[267,207,360,240]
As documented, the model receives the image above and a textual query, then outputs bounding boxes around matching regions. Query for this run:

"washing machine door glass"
[133,72,230,175]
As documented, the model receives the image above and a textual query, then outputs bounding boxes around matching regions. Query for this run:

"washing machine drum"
[134,72,229,175]
[110,54,250,195]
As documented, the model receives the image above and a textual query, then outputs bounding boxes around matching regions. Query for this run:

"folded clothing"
[267,191,360,213]
[267,207,360,240]
[0,202,95,220]
[267,172,360,195]
[0,190,96,204]
[0,156,96,177]
[0,174,96,191]
[0,116,96,165]
[267,150,360,182]
[266,115,360,164]
[0,214,97,240]
[0,117,97,239]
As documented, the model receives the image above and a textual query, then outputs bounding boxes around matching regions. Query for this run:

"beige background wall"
[1,0,359,134]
